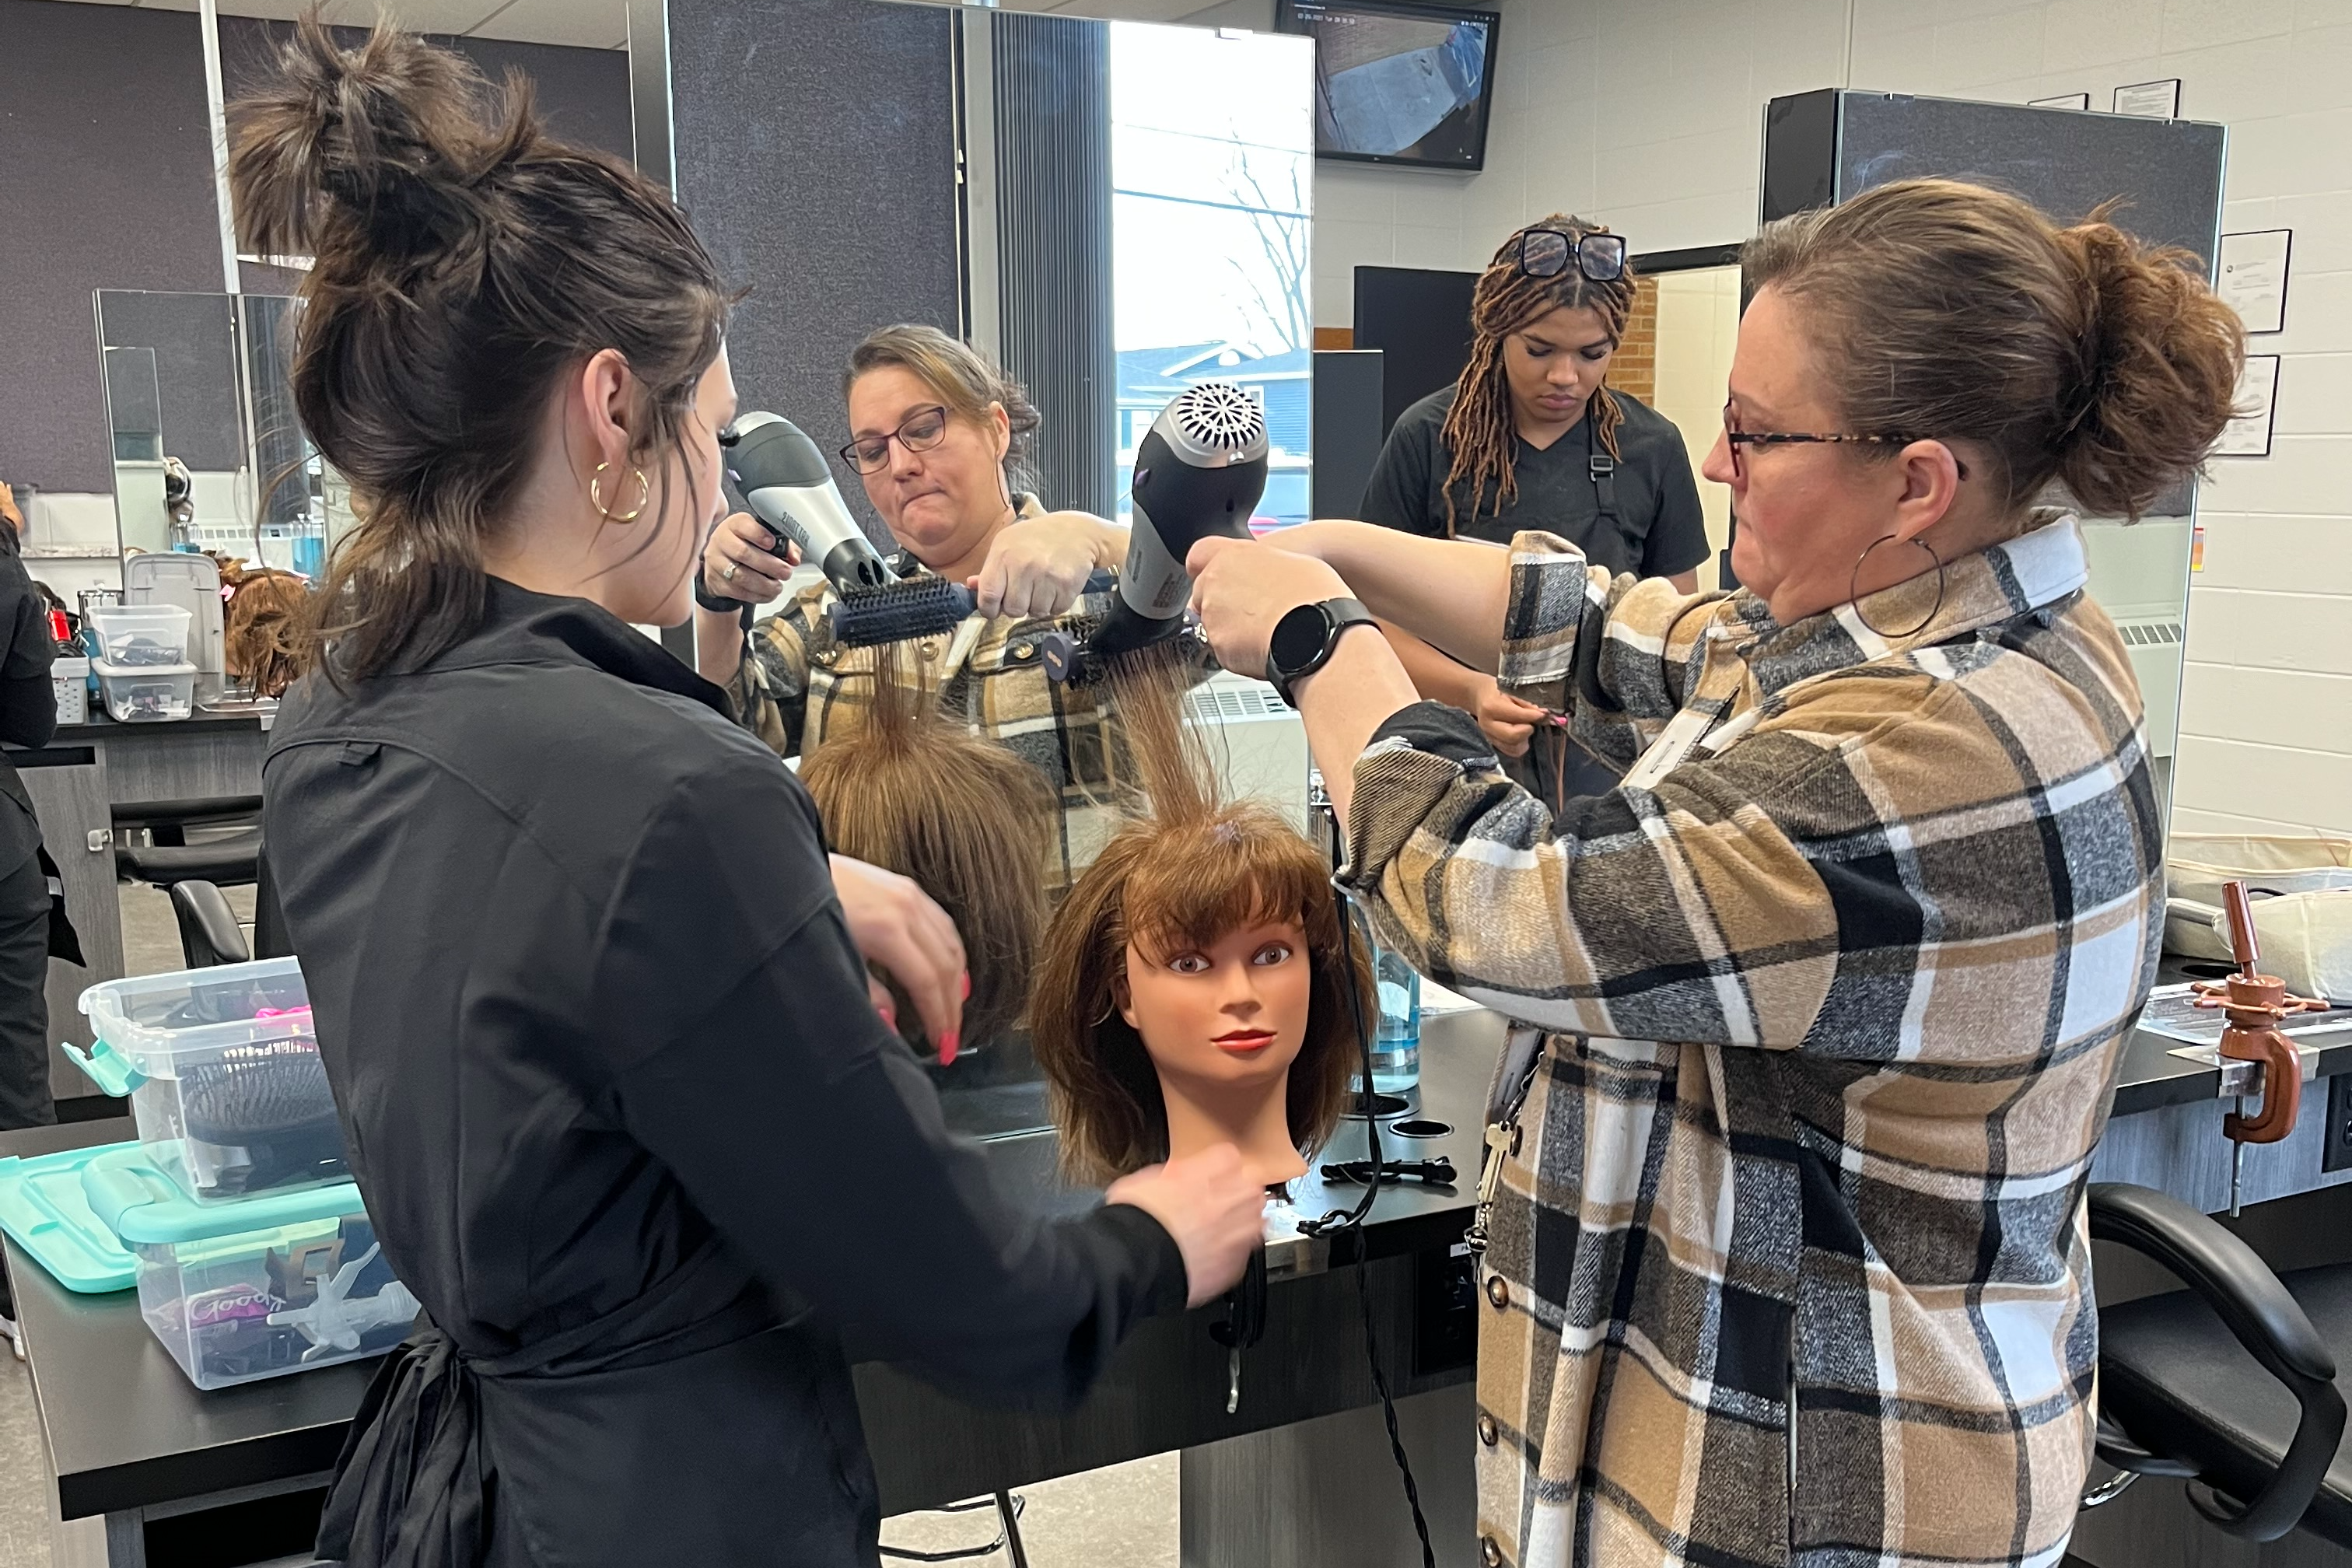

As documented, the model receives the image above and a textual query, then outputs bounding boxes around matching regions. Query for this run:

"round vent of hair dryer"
[1171,381,1265,453]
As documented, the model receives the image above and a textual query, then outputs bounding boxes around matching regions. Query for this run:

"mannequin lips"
[1212,1029,1278,1056]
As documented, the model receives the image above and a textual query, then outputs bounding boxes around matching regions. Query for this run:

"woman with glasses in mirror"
[1359,217,1710,806]
[692,325,1144,905]
[1185,178,2244,1568]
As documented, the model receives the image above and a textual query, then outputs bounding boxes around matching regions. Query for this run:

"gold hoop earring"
[591,462,649,523]
[1848,533,1944,639]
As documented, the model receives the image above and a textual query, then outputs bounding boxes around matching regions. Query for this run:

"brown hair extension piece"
[220,562,310,698]
[1437,213,1638,537]
[1030,658,1371,1184]
[1743,179,2245,520]
[799,644,1055,1053]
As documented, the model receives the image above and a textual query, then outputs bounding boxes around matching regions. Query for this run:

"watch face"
[1269,604,1329,674]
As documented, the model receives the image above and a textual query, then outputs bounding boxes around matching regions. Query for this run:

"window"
[1108,24,1315,527]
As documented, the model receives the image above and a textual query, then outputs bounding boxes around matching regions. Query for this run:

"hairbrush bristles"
[180,1042,348,1196]
[826,579,976,648]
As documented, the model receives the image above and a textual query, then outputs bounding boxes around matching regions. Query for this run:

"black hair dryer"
[1055,382,1268,675]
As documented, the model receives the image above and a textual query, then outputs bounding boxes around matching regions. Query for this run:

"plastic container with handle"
[63,957,350,1206]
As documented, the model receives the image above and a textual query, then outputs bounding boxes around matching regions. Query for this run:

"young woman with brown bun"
[236,21,1264,1566]
[1361,217,1710,803]
[1188,179,2243,1566]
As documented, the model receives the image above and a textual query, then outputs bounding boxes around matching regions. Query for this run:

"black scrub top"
[1360,384,1710,802]
[263,581,1186,1568]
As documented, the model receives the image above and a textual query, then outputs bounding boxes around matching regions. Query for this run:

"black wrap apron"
[319,1242,877,1568]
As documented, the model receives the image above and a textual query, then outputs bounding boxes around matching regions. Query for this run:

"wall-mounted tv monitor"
[1276,0,1500,171]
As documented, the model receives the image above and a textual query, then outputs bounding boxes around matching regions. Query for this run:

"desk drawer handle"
[86,829,112,853]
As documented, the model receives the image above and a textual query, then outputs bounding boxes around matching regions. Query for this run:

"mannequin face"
[1116,919,1311,1097]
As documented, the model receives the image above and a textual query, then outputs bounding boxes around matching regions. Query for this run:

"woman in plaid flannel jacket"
[1188,180,2245,1567]
[694,326,1141,895]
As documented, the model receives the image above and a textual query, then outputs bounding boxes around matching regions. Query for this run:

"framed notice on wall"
[2029,92,2091,110]
[2218,229,2293,334]
[2113,79,2182,118]
[2214,355,2280,458]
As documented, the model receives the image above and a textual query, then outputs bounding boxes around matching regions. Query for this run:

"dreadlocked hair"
[1437,214,1637,537]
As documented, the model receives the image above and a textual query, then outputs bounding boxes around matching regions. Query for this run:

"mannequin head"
[800,646,1054,1054]
[1031,800,1367,1186]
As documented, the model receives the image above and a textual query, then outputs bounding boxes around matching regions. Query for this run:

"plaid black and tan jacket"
[722,558,1167,895]
[1342,513,2161,1568]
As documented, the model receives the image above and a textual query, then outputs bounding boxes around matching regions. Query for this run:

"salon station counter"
[9,709,271,1106]
[17,999,2352,1568]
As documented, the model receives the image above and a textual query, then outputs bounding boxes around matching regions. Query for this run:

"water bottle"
[1367,932,1421,1099]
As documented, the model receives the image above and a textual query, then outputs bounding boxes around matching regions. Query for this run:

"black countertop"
[50,709,271,742]
[9,1010,1501,1521]
[15,982,2345,1522]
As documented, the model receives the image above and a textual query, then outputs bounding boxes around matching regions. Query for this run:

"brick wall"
[1610,275,1659,405]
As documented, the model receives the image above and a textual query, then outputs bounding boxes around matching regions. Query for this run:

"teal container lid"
[0,1142,139,1293]
[81,1145,367,1248]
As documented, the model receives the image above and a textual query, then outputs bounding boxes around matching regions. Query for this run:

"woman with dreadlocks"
[1360,217,1709,801]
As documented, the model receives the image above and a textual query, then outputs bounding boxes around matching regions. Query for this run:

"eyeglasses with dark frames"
[1514,227,1627,284]
[842,404,951,474]
[1720,399,1969,483]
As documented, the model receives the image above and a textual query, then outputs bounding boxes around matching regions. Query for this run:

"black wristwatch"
[691,569,742,614]
[1264,597,1375,708]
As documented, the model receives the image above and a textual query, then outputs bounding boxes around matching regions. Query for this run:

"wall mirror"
[668,0,1318,1140]
[93,289,353,578]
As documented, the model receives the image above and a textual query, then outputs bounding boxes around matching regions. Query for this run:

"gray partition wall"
[669,0,963,541]
[988,13,1117,518]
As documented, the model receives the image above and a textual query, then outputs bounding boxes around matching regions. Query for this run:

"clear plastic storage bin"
[85,604,191,667]
[80,1146,415,1391]
[93,658,196,722]
[66,957,351,1205]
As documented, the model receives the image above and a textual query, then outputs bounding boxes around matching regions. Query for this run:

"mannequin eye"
[1168,954,1212,975]
[1252,943,1295,966]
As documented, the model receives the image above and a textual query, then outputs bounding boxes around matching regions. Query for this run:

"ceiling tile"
[464,0,627,47]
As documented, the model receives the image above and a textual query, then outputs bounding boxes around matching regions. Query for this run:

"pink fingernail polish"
[940,1031,960,1067]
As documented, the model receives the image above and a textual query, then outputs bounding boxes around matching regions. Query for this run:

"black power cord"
[1297,877,1437,1568]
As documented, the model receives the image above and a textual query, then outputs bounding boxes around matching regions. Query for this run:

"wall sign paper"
[2113,79,2182,117]
[2214,355,2280,458]
[2218,229,2293,334]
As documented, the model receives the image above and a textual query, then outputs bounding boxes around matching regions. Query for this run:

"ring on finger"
[722,562,738,583]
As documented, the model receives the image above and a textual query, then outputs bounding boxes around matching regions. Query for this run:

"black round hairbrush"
[180,1042,348,1196]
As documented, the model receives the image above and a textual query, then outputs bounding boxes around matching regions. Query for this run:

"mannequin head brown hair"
[1030,803,1364,1184]
[1030,663,1369,1183]
[219,563,310,698]
[798,647,1053,1052]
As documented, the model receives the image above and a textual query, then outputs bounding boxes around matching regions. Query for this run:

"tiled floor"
[8,891,1179,1566]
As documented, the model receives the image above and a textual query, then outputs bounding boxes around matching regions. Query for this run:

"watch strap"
[1265,597,1374,707]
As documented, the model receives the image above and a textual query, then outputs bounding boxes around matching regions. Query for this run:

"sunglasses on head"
[1513,227,1627,283]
